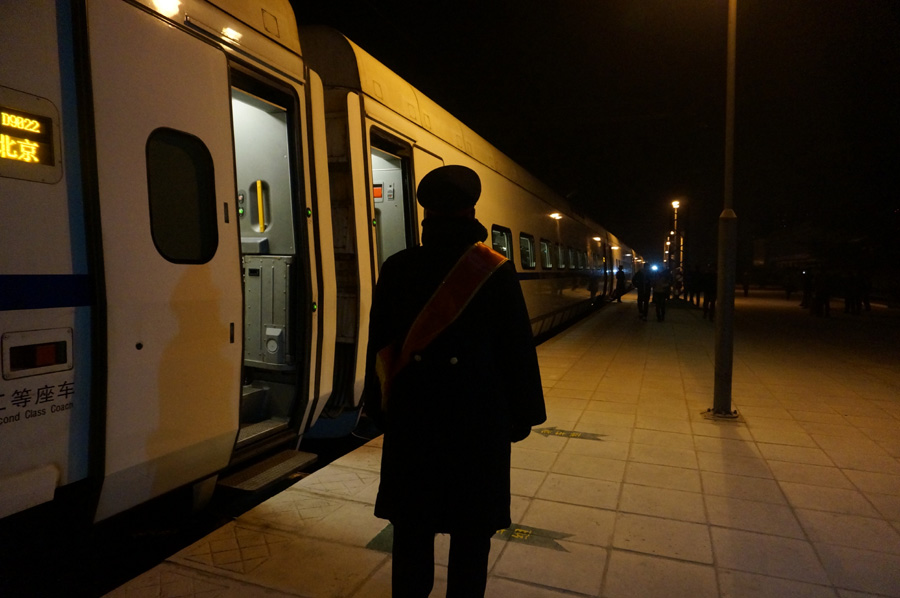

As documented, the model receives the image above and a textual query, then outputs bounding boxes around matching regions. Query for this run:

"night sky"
[292,0,899,267]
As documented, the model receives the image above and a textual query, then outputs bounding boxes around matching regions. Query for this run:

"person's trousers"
[653,292,667,320]
[391,524,493,598]
[637,293,650,317]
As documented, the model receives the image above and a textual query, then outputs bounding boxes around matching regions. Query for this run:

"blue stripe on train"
[0,275,92,311]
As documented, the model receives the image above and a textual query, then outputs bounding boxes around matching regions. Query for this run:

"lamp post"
[712,0,738,418]
[672,201,680,271]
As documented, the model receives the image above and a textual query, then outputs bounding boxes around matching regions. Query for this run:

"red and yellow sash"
[376,243,508,410]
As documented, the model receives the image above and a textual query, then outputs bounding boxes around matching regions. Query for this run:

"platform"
[105,291,900,597]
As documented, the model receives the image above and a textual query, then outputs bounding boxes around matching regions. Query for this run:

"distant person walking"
[632,267,651,321]
[363,165,546,598]
[811,269,832,317]
[652,268,672,322]
[684,265,701,307]
[614,266,627,302]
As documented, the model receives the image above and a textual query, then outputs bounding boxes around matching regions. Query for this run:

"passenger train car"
[0,0,638,524]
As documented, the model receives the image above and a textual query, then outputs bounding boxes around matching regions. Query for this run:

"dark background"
[291,0,899,272]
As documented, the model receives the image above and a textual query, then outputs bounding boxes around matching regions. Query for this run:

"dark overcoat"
[363,224,546,533]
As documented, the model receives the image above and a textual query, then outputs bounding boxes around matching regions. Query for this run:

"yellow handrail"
[256,179,265,232]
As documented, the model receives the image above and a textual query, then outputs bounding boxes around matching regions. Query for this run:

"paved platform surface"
[106,291,900,597]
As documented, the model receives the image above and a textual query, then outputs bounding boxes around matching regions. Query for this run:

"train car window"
[491,226,512,258]
[557,244,566,269]
[146,128,217,264]
[568,247,575,270]
[519,233,536,269]
[540,239,552,268]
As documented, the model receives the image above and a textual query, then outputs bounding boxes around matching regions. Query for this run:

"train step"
[217,449,317,492]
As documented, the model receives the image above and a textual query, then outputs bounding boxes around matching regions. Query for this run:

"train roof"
[208,0,300,53]
[141,0,302,56]
[298,26,591,224]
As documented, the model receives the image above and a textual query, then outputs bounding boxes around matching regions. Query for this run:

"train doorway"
[231,72,310,455]
[370,136,416,270]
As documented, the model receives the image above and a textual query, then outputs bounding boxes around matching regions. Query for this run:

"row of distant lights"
[551,213,622,252]
[152,0,243,41]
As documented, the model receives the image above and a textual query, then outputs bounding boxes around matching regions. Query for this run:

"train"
[0,0,639,524]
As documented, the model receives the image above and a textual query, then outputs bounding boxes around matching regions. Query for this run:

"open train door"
[86,0,242,520]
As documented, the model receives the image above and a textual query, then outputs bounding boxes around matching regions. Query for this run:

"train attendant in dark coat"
[363,165,546,598]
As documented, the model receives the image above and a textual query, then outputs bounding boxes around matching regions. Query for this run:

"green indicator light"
[372,219,377,227]
[238,208,244,215]
[306,208,312,218]
[311,302,318,312]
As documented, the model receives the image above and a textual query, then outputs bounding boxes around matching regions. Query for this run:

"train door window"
[519,233,536,269]
[371,133,415,269]
[540,239,552,269]
[567,247,575,269]
[146,128,218,264]
[491,225,512,258]
[557,244,566,269]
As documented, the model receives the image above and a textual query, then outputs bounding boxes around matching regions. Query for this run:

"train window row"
[362,128,616,278]
[490,225,600,272]
[520,233,536,269]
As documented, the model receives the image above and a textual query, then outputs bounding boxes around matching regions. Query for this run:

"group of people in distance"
[623,264,718,322]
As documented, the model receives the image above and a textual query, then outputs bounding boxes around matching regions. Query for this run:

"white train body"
[0,0,637,523]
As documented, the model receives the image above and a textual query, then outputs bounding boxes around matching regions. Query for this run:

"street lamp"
[671,201,682,271]
[712,0,739,418]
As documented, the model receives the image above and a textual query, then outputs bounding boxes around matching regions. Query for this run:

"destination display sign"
[0,106,55,166]
[0,86,62,183]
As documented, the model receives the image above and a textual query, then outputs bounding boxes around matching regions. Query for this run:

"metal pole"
[713,0,738,417]
[673,207,678,269]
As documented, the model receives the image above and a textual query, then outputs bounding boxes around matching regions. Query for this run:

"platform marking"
[534,426,606,441]
[367,523,571,553]
[495,524,572,551]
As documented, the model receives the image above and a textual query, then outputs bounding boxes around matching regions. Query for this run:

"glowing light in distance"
[592,236,602,241]
[651,265,659,271]
[672,200,680,209]
[611,246,619,250]
[152,0,180,18]
[549,213,563,220]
